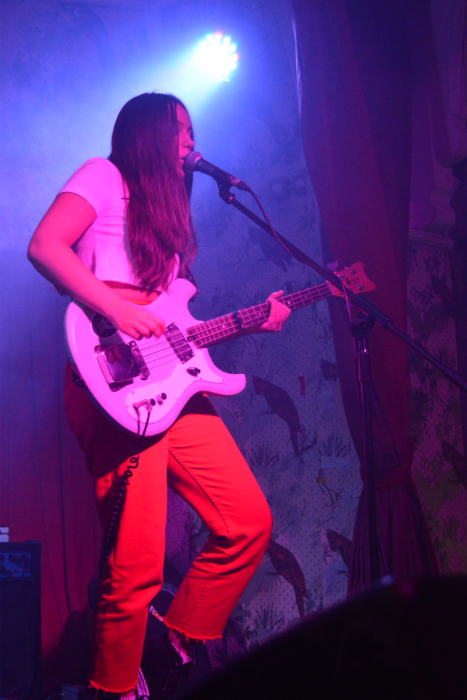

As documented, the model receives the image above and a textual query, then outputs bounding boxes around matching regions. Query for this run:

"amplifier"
[0,541,41,700]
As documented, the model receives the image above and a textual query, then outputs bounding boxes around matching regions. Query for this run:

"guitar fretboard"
[186,281,335,348]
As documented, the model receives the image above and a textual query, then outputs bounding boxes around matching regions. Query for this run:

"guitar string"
[187,288,329,337]
[101,280,356,379]
[138,310,266,357]
[134,285,332,362]
[126,283,333,360]
[107,282,340,374]
[138,311,261,359]
[140,300,298,364]
[144,356,178,369]
[135,313,260,367]
[185,286,332,342]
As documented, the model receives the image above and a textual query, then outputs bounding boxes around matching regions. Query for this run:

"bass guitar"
[65,263,374,435]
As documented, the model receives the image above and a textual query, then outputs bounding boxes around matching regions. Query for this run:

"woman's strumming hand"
[107,298,166,340]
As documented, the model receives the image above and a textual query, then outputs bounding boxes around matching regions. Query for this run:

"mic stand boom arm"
[217,184,467,394]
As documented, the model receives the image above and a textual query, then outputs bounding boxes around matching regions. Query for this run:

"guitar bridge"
[95,341,150,391]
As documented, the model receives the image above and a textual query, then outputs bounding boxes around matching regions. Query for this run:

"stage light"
[132,31,239,114]
[195,32,239,82]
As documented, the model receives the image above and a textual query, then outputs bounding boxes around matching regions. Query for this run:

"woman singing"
[28,93,289,698]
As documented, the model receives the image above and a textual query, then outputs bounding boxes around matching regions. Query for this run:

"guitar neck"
[186,281,335,348]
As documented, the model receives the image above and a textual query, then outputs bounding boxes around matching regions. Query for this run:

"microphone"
[184,151,251,192]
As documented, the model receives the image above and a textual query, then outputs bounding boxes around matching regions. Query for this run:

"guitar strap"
[71,367,86,388]
[99,409,151,578]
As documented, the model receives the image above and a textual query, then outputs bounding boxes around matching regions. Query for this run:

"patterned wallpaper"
[409,241,467,576]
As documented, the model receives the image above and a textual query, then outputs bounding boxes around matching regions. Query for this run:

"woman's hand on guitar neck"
[260,291,291,332]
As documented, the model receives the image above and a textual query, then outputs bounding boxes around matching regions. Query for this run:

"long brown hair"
[109,93,196,292]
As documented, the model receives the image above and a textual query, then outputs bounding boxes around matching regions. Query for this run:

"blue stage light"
[195,32,239,82]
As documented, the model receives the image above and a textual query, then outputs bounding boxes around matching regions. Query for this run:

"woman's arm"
[28,192,165,340]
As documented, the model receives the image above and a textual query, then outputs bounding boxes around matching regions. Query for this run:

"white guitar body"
[65,263,374,436]
[65,278,246,436]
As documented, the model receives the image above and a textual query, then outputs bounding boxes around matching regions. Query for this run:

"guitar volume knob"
[187,367,201,377]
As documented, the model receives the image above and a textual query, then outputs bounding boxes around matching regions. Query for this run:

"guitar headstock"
[330,262,376,298]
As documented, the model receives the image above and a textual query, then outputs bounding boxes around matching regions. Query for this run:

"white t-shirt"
[60,157,179,287]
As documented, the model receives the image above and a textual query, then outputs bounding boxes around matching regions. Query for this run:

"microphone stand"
[217,182,467,584]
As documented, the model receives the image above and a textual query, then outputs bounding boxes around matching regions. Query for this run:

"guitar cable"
[99,404,152,579]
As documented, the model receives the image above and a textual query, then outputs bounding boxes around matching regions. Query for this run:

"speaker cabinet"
[0,541,41,700]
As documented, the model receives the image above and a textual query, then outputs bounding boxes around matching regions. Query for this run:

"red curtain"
[292,0,438,590]
[0,253,101,674]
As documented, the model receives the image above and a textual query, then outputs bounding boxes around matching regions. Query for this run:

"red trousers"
[65,364,272,693]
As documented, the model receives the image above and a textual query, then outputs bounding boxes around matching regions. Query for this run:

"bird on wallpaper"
[248,227,292,272]
[441,441,467,491]
[60,2,110,67]
[267,539,309,619]
[431,274,459,320]
[326,530,353,570]
[407,298,451,346]
[320,360,339,381]
[253,376,303,456]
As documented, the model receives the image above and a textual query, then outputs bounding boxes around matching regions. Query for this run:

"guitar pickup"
[95,341,149,390]
[165,323,194,363]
